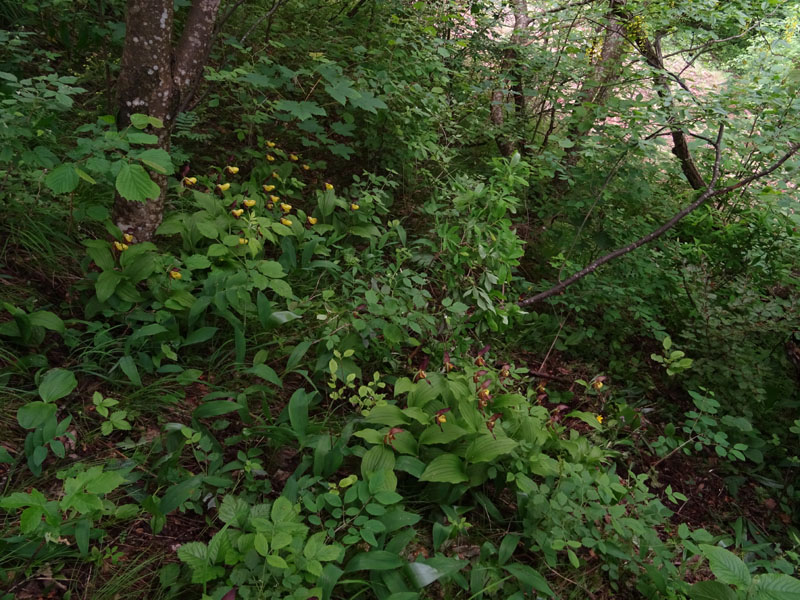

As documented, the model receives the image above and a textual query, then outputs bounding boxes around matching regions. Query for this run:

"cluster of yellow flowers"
[112,233,135,252]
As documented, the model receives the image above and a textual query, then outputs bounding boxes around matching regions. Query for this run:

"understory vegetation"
[1,0,799,598]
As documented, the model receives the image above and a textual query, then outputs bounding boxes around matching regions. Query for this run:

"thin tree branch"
[530,0,598,19]
[518,140,800,307]
[240,0,289,44]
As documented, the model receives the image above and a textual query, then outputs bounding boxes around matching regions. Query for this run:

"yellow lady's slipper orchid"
[272,171,280,178]
[592,380,604,391]
[226,166,239,174]
[324,182,334,191]
[266,141,276,148]
[123,233,134,243]
[270,195,280,203]
[244,198,257,208]
[183,176,197,185]
[280,202,292,213]
[266,155,275,162]
[596,415,604,424]
[113,241,125,251]
[280,217,292,226]
[238,237,248,245]
[307,216,318,225]
[263,184,275,192]
[231,208,244,218]
[217,183,231,192]
[350,203,360,211]
[267,203,274,209]
[289,154,298,161]
[435,414,447,425]
[170,270,182,280]
[302,164,310,170]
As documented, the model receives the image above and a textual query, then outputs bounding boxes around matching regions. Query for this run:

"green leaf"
[17,402,52,429]
[361,446,395,477]
[118,355,142,386]
[688,581,738,600]
[96,270,122,303]
[38,368,77,402]
[266,554,288,569]
[325,79,362,105]
[184,327,218,345]
[129,113,164,129]
[274,100,327,120]
[345,551,404,572]
[194,400,240,419]
[116,163,161,202]
[248,363,282,387]
[134,148,174,174]
[751,573,800,600]
[364,404,409,427]
[160,475,202,515]
[288,389,310,443]
[126,132,159,145]
[700,545,751,589]
[45,164,80,194]
[419,454,468,484]
[504,563,554,597]
[464,435,517,463]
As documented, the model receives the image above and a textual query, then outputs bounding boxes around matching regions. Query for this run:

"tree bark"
[114,0,221,241]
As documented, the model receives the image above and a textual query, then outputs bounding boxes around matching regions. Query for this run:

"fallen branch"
[518,137,800,307]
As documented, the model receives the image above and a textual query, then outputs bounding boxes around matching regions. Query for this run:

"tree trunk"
[114,0,221,241]
[490,0,529,157]
[561,0,627,164]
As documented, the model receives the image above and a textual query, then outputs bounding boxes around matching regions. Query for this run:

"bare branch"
[518,140,800,307]
[530,0,598,19]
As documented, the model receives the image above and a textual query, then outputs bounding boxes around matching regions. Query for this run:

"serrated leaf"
[116,163,160,202]
[134,148,174,174]
[751,573,800,600]
[700,545,751,588]
[45,164,80,194]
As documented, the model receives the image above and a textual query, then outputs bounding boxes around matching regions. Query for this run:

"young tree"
[114,0,221,241]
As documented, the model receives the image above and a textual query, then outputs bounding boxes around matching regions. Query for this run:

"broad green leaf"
[193,400,240,419]
[17,402,57,429]
[700,545,751,588]
[96,270,122,303]
[160,475,202,515]
[751,573,800,600]
[504,563,554,597]
[45,164,80,194]
[118,355,142,386]
[465,435,517,463]
[38,368,77,402]
[248,363,282,387]
[134,148,174,174]
[116,163,160,202]
[688,581,738,600]
[345,550,403,572]
[361,445,395,476]
[419,453,468,484]
[274,100,327,120]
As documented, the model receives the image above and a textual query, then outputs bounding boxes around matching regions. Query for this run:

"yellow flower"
[302,164,310,171]
[231,208,244,217]
[289,154,298,161]
[272,171,280,178]
[170,270,182,280]
[123,233,134,243]
[183,176,197,185]
[225,166,239,174]
[244,198,257,208]
[280,217,292,226]
[280,202,292,213]
[592,380,604,391]
[217,183,231,192]
[263,184,275,192]
[266,141,276,148]
[266,155,275,162]
[307,216,318,225]
[238,237,248,245]
[267,202,274,209]
[113,241,125,251]
[596,415,604,424]
[270,195,280,203]
[324,182,334,191]
[435,414,447,425]
[121,243,129,251]
[350,203,360,211]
